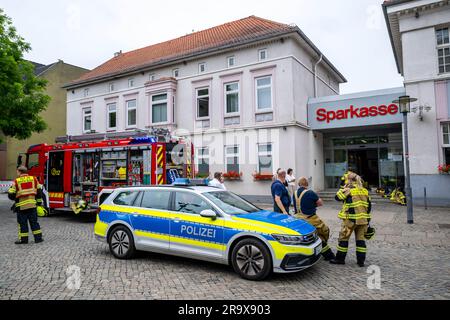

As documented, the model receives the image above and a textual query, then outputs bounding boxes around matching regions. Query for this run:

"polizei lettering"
[316,104,399,123]
[180,225,216,239]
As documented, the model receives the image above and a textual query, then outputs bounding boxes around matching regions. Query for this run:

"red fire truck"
[20,135,194,214]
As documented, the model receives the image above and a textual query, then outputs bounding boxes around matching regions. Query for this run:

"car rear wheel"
[231,238,272,281]
[108,226,135,259]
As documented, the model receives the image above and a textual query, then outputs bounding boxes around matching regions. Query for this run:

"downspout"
[313,54,323,98]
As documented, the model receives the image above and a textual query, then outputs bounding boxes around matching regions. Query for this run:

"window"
[107,103,117,130]
[27,153,39,169]
[128,78,135,88]
[149,73,156,81]
[197,147,209,175]
[225,145,239,173]
[258,143,273,174]
[437,28,450,73]
[84,88,89,97]
[199,63,206,73]
[113,191,139,206]
[225,82,239,114]
[258,49,268,61]
[108,82,115,92]
[256,76,272,110]
[83,108,92,132]
[227,56,235,68]
[172,69,179,77]
[203,191,260,215]
[174,192,212,215]
[443,123,450,164]
[196,88,209,118]
[151,94,168,123]
[126,99,137,127]
[141,190,171,210]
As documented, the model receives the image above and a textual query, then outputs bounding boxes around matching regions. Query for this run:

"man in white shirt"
[286,168,296,197]
[208,172,226,190]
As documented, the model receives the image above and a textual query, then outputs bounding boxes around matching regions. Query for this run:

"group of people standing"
[270,168,373,267]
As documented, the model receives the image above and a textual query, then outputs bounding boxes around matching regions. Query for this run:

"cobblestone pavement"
[0,194,449,300]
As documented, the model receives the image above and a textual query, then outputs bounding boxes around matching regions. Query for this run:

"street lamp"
[393,95,417,224]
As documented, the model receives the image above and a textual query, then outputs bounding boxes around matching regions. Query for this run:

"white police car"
[94,181,322,280]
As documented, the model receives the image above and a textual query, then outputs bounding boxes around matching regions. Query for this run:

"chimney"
[114,50,122,57]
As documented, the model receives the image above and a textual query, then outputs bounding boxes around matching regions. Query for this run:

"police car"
[94,180,322,280]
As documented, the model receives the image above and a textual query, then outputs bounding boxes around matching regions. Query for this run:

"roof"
[67,15,346,88]
[28,61,56,76]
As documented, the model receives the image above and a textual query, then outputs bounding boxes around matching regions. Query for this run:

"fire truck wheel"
[108,225,136,259]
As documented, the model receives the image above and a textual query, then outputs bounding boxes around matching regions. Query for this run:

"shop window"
[225,145,239,173]
[196,147,209,176]
[258,143,273,174]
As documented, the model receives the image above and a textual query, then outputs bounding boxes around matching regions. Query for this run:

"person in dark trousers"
[293,177,335,261]
[8,166,44,244]
[271,169,291,214]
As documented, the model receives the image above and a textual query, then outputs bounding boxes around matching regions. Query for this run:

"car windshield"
[203,191,260,215]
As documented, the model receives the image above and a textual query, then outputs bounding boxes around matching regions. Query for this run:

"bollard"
[424,187,427,210]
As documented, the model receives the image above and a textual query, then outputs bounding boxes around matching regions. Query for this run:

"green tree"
[0,8,50,143]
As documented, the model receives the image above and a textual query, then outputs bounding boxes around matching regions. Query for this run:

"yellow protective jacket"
[335,186,372,224]
[8,174,43,211]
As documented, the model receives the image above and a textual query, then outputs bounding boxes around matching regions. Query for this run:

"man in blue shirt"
[271,169,291,214]
[293,177,335,261]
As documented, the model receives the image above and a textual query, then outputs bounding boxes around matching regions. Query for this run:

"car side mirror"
[200,209,217,220]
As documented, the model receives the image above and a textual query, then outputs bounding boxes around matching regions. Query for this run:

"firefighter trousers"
[295,213,335,260]
[336,219,368,264]
[17,208,42,243]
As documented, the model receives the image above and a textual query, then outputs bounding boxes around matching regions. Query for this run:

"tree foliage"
[0,8,50,143]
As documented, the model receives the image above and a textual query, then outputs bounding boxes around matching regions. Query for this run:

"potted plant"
[438,164,450,174]
[223,171,243,180]
[252,172,274,181]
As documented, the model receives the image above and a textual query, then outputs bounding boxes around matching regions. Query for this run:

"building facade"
[0,60,89,180]
[65,16,346,197]
[383,0,450,205]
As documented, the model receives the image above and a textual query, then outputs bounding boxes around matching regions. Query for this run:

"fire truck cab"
[21,134,194,214]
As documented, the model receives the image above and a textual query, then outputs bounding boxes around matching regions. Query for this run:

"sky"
[0,0,404,94]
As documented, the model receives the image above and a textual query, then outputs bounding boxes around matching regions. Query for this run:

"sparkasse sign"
[308,87,405,130]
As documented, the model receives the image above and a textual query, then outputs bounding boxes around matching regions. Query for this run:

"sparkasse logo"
[316,104,399,123]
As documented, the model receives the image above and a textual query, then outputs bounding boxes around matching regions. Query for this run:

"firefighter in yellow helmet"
[8,166,44,244]
[331,173,371,267]
[340,168,355,187]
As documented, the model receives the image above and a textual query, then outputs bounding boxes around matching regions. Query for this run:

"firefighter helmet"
[37,206,48,217]
[365,225,376,240]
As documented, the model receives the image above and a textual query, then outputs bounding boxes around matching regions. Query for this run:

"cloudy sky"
[1,0,403,93]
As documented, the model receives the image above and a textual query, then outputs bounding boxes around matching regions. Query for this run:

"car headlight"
[272,232,317,245]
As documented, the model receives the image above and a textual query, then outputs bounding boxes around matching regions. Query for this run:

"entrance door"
[348,149,379,187]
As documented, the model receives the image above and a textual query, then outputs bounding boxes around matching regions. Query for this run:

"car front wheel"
[231,238,272,281]
[108,226,135,259]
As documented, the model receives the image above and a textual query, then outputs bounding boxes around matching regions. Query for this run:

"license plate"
[314,244,322,255]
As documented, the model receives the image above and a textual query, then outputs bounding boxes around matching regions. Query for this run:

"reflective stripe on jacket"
[8,174,42,211]
[335,186,371,223]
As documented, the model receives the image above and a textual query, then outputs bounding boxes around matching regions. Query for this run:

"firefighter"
[8,166,44,244]
[331,173,371,267]
[339,168,355,187]
[293,177,335,261]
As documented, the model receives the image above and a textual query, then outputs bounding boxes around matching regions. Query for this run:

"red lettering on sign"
[316,103,399,123]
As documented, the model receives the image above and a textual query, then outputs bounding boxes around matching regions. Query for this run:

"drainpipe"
[313,54,323,98]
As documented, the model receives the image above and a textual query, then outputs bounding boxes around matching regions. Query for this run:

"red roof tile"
[69,16,295,86]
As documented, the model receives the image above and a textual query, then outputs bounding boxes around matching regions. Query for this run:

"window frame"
[257,143,273,174]
[443,122,450,146]
[225,145,240,174]
[83,88,90,97]
[108,82,115,92]
[255,75,273,111]
[198,62,206,74]
[149,73,156,81]
[172,68,179,78]
[436,27,450,74]
[172,190,215,216]
[151,93,168,124]
[106,103,117,131]
[128,78,135,88]
[140,190,172,211]
[258,48,268,61]
[227,56,235,68]
[224,82,240,116]
[196,87,210,119]
[82,107,92,133]
[126,99,137,128]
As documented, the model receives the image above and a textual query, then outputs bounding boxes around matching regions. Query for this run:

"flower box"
[438,164,450,174]
[252,173,273,181]
[223,171,243,180]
